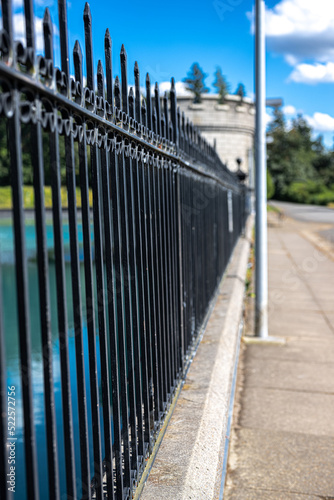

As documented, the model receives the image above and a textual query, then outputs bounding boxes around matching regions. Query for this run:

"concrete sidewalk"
[225,213,334,499]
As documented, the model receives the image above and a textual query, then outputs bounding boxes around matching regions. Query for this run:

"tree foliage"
[267,108,334,204]
[183,63,209,104]
[267,169,275,199]
[0,117,83,189]
[235,83,246,101]
[213,67,230,104]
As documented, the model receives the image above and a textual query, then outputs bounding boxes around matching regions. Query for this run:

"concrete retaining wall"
[137,216,253,500]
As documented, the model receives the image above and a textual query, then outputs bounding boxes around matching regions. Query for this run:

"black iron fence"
[0,0,249,498]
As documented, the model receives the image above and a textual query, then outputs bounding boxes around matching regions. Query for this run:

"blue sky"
[6,0,334,147]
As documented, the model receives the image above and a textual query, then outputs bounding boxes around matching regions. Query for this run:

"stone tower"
[177,94,255,181]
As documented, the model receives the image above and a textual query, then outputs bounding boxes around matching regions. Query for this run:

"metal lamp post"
[255,0,268,338]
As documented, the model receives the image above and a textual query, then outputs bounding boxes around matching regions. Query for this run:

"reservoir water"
[1,213,105,499]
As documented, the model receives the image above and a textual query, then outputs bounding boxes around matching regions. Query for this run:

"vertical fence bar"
[110,75,131,496]
[176,167,185,374]
[58,1,91,497]
[30,91,60,500]
[127,86,144,468]
[96,58,116,500]
[0,271,7,500]
[120,45,138,485]
[170,162,179,383]
[1,0,40,496]
[103,29,124,499]
[134,62,151,454]
[145,74,160,426]
[24,1,61,496]
[150,151,164,420]
[161,164,172,395]
[83,6,104,498]
[44,10,77,499]
[139,99,156,444]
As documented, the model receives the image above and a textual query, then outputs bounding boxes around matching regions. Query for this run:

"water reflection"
[2,218,104,500]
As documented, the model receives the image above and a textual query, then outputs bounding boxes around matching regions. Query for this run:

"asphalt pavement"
[270,201,334,247]
[270,200,334,225]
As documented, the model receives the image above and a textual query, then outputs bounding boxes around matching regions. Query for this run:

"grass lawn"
[0,186,93,210]
[267,203,281,214]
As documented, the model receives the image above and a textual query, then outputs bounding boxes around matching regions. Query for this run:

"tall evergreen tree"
[235,83,246,101]
[213,67,230,104]
[183,63,209,104]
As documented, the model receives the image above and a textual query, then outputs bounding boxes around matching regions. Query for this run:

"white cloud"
[265,111,273,127]
[265,0,334,37]
[283,105,296,115]
[159,81,192,97]
[305,112,334,132]
[248,0,334,81]
[11,13,58,54]
[265,0,334,64]
[289,62,334,84]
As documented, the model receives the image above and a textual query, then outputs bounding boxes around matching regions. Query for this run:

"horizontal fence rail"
[0,0,249,498]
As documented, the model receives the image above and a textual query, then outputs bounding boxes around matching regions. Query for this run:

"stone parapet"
[177,95,255,177]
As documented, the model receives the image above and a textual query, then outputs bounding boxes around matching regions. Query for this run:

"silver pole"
[255,0,268,338]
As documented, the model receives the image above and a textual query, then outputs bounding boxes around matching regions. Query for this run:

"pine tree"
[213,67,230,104]
[183,63,209,104]
[235,83,246,101]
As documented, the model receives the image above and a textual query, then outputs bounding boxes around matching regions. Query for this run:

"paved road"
[270,200,334,224]
[270,201,334,244]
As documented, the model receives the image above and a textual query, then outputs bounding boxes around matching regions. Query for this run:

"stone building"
[177,94,255,183]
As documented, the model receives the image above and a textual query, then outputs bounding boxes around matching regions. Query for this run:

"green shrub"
[267,169,275,200]
[286,181,334,205]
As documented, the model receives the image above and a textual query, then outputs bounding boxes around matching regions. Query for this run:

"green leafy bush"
[267,169,275,200]
[286,181,334,205]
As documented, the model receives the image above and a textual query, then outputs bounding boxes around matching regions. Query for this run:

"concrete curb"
[140,216,254,500]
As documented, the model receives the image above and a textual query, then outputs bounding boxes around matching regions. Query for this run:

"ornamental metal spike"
[154,82,161,136]
[129,87,134,119]
[152,107,157,135]
[84,2,94,90]
[134,61,141,123]
[169,122,173,144]
[97,60,104,98]
[114,75,121,109]
[177,106,183,149]
[43,8,53,61]
[73,40,83,86]
[83,2,92,24]
[182,111,187,144]
[170,77,178,147]
[141,98,147,128]
[24,0,35,50]
[104,29,113,105]
[161,114,166,139]
[120,44,128,114]
[1,0,13,46]
[163,92,169,141]
[58,0,70,78]
[145,73,152,130]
